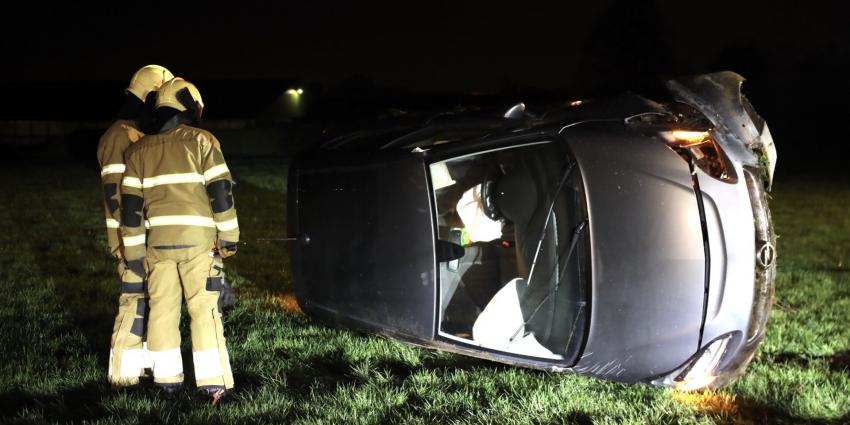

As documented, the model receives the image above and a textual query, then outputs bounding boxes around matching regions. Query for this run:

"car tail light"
[661,130,738,184]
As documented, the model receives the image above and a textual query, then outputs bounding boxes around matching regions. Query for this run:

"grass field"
[0,159,848,424]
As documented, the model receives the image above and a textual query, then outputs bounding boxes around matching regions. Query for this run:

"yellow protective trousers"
[145,246,234,389]
[108,260,150,386]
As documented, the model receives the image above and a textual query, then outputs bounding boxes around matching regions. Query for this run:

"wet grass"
[0,161,847,424]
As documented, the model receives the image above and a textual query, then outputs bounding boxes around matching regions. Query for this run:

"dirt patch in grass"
[275,292,303,315]
[672,390,738,417]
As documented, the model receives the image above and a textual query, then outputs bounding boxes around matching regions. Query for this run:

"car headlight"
[661,130,738,184]
[651,334,732,391]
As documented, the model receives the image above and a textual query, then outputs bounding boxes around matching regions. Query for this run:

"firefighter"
[121,78,238,403]
[98,64,174,388]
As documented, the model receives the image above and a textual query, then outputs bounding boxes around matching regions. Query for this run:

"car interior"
[430,141,587,360]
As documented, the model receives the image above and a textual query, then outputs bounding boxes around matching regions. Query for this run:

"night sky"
[3,2,848,173]
[3,2,846,91]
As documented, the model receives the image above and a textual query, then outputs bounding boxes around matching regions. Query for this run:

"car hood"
[562,122,706,381]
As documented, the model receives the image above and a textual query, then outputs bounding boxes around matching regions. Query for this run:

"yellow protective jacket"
[96,120,145,257]
[120,124,239,261]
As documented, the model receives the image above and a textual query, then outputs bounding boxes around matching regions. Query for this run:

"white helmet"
[127,65,174,101]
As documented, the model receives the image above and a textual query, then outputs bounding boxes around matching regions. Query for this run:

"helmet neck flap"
[114,93,146,121]
[155,107,199,133]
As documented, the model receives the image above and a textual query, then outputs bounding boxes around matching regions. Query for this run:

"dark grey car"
[287,72,777,390]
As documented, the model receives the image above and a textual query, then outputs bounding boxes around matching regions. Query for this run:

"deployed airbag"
[472,278,562,359]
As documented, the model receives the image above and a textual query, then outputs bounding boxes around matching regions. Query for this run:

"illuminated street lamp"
[279,87,305,120]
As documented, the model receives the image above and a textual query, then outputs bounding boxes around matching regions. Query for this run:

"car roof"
[317,93,671,152]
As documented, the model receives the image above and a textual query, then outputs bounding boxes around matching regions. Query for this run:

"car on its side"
[287,72,777,390]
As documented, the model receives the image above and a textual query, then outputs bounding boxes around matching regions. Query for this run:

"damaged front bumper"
[667,71,778,189]
[709,167,776,388]
[650,72,778,391]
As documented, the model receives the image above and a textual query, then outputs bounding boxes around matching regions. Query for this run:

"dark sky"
[3,1,848,174]
[3,1,847,92]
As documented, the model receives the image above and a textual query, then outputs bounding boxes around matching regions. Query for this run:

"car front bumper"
[652,165,776,390]
[709,167,776,388]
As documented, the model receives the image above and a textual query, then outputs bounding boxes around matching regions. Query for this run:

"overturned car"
[287,72,777,390]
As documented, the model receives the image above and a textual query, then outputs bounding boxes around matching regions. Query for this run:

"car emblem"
[757,241,776,268]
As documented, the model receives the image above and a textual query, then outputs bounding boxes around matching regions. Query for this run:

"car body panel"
[561,123,706,381]
[287,72,777,389]
[289,154,438,340]
[698,163,756,353]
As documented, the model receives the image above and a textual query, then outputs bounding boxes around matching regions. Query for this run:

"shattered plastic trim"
[666,71,777,189]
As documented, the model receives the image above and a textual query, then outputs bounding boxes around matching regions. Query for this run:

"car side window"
[430,141,586,361]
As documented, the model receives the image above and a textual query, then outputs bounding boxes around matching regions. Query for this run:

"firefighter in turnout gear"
[98,64,174,388]
[121,78,238,402]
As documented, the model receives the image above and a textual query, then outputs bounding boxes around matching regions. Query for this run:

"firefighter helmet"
[127,65,174,102]
[156,78,204,114]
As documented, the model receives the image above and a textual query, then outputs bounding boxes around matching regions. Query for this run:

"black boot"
[197,385,231,406]
[156,383,183,399]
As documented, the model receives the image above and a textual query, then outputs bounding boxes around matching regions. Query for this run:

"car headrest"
[493,163,538,227]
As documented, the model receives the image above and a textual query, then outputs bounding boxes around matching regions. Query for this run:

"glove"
[216,240,238,258]
[219,279,236,312]
[212,253,236,313]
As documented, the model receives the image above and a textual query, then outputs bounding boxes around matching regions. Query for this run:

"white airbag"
[472,278,562,359]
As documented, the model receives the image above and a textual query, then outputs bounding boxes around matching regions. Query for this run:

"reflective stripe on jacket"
[96,120,144,257]
[121,124,239,260]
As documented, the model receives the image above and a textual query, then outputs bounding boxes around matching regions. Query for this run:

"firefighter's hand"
[216,240,238,258]
[219,280,236,312]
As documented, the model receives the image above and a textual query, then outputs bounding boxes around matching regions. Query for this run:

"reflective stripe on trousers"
[108,260,151,386]
[109,343,151,381]
[149,348,184,383]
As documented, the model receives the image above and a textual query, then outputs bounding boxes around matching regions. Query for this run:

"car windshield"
[430,140,589,363]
